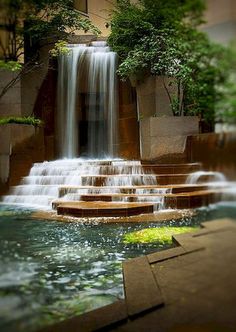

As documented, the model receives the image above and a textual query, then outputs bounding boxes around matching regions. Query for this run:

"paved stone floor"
[40,219,236,332]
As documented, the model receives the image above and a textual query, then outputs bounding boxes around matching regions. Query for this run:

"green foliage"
[0,60,22,71]
[108,0,231,124]
[0,116,42,126]
[123,226,198,244]
[2,0,100,61]
[49,40,71,57]
[108,0,205,60]
[214,41,236,124]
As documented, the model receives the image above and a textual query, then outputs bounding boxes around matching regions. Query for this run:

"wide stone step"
[53,189,224,212]
[1,195,54,206]
[58,184,211,197]
[56,202,154,217]
[141,163,201,174]
[22,174,190,186]
[30,163,201,176]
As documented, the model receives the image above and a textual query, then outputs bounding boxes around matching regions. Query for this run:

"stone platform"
[57,201,154,218]
[1,160,231,217]
[38,218,236,332]
[51,161,229,218]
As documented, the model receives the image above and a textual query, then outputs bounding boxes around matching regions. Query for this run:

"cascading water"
[186,171,227,184]
[1,159,170,211]
[57,41,118,158]
[1,42,170,212]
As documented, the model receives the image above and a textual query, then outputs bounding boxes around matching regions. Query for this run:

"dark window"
[74,0,88,14]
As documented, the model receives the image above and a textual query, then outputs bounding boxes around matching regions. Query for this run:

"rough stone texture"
[140,117,199,160]
[37,219,236,332]
[0,69,22,117]
[136,76,179,117]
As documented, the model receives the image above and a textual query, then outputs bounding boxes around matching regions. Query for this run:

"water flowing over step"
[0,159,232,217]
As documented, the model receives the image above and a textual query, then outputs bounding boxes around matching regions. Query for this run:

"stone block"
[140,117,199,160]
[149,117,199,137]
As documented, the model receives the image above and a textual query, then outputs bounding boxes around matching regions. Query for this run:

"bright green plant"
[123,226,198,244]
[0,116,42,126]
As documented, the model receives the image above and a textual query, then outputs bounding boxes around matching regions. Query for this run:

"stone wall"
[186,132,236,180]
[0,124,45,193]
[0,69,22,117]
[118,80,140,159]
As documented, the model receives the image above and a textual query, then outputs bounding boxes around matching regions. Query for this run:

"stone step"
[56,202,154,218]
[29,163,201,176]
[58,184,211,197]
[53,189,224,212]
[1,195,54,206]
[22,174,190,186]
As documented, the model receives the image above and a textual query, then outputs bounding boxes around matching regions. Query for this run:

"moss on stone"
[123,226,199,244]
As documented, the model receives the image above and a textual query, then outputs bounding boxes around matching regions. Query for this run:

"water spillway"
[1,159,170,210]
[57,41,118,159]
[2,159,233,215]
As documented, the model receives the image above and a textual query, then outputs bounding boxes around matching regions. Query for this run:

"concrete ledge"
[38,300,128,332]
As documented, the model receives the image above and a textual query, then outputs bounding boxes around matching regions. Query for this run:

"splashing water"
[186,171,227,184]
[1,159,170,211]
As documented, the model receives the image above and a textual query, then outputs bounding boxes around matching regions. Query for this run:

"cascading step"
[56,202,154,217]
[53,189,224,211]
[58,184,214,197]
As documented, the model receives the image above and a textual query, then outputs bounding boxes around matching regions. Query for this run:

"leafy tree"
[0,0,100,100]
[1,0,100,61]
[108,0,231,125]
[214,41,236,124]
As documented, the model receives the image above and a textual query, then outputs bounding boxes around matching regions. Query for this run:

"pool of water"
[0,202,236,332]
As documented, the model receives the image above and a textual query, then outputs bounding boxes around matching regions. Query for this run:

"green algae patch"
[123,226,199,245]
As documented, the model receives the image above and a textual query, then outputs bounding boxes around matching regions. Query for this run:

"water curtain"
[57,41,118,158]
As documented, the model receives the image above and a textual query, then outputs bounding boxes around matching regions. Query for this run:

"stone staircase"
[1,159,230,217]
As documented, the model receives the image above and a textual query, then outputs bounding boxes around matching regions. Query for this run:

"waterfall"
[1,159,169,210]
[57,42,118,158]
